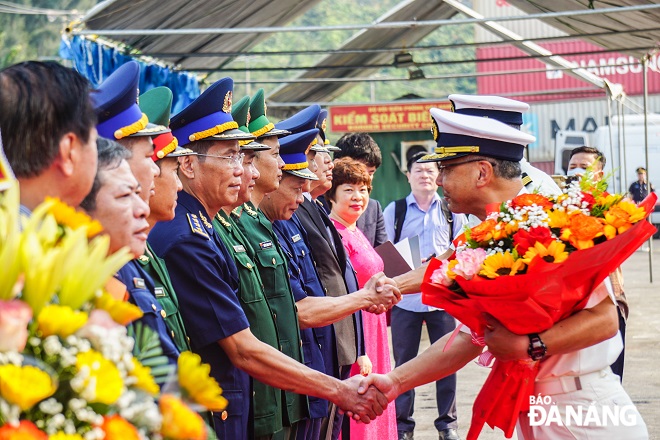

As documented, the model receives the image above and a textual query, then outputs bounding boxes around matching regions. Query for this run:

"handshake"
[335,373,396,423]
[360,272,401,315]
[331,272,401,422]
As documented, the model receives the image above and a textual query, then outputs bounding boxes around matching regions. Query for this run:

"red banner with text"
[329,101,451,133]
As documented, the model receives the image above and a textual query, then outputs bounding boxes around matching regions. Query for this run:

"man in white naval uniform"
[357,108,648,439]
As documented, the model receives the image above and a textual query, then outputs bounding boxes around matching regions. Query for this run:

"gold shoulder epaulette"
[187,213,209,239]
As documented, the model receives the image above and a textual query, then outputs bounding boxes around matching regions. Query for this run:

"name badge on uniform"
[233,245,246,253]
[259,240,273,249]
[187,213,209,239]
[133,277,146,289]
[291,234,301,243]
[154,287,165,298]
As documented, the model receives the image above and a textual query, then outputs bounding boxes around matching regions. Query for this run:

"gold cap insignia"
[431,119,439,142]
[223,91,233,113]
[450,101,455,112]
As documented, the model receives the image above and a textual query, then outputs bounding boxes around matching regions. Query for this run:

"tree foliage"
[0,0,95,69]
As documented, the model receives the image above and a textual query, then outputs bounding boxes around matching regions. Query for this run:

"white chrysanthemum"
[84,427,106,440]
[0,397,20,425]
[43,335,63,356]
[39,398,63,415]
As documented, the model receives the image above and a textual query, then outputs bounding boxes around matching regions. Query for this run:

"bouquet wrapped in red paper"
[421,178,657,440]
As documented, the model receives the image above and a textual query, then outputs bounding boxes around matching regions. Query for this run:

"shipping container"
[476,41,660,101]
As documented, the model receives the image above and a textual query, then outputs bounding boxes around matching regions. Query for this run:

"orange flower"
[160,394,207,440]
[470,219,497,243]
[0,421,47,440]
[510,193,554,210]
[100,415,140,440]
[45,197,104,238]
[560,212,604,250]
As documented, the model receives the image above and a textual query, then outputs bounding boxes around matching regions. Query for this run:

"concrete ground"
[389,238,659,440]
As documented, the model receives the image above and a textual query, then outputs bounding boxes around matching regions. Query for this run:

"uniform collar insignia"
[199,211,213,229]
[216,213,232,228]
[244,203,258,217]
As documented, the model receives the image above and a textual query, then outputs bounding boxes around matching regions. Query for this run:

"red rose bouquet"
[421,178,657,440]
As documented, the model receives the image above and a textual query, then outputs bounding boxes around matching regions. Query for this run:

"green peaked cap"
[138,87,173,126]
[139,87,196,160]
[231,95,251,133]
[232,95,270,151]
[248,88,290,138]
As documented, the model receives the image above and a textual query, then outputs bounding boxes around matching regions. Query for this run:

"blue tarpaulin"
[59,35,200,115]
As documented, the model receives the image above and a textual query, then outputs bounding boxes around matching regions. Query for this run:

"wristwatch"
[527,333,547,361]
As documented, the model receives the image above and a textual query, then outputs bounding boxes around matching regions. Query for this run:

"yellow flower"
[0,364,56,411]
[178,351,228,411]
[100,415,140,440]
[547,209,569,229]
[49,433,84,440]
[37,305,88,338]
[45,197,104,238]
[446,260,458,280]
[160,394,207,440]
[75,350,123,405]
[57,234,132,311]
[522,241,569,265]
[129,358,159,396]
[602,200,647,239]
[94,292,143,326]
[479,251,526,279]
[0,183,22,301]
[504,220,519,235]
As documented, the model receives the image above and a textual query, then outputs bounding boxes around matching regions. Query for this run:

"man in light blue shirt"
[383,150,467,440]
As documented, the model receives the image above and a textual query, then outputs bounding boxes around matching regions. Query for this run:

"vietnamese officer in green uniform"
[234,88,309,439]
[213,95,284,440]
[137,86,196,353]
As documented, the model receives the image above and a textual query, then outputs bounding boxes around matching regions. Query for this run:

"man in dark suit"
[332,133,388,247]
[295,118,392,440]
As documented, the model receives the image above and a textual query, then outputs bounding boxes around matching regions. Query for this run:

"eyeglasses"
[438,158,496,176]
[196,152,245,168]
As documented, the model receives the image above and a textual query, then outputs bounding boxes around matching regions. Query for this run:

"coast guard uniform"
[150,77,256,439]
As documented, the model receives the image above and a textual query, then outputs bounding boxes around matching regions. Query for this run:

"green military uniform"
[213,210,284,437]
[234,202,308,428]
[138,243,191,353]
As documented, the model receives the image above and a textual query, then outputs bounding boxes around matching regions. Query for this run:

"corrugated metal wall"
[474,0,565,42]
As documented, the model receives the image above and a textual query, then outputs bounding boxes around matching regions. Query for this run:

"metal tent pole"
[642,56,654,283]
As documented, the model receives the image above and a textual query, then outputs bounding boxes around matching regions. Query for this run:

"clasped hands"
[363,272,401,315]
